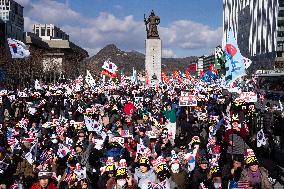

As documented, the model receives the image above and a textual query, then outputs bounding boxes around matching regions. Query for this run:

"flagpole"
[230,92,234,160]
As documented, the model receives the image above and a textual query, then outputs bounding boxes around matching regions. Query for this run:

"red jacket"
[30,182,58,189]
[224,127,249,144]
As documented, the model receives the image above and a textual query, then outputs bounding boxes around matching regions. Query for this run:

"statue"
[144,10,160,39]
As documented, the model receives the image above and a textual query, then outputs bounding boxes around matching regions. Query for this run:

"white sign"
[239,92,257,102]
[179,92,197,106]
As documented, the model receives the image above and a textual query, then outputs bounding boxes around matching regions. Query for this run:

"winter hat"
[105,157,116,173]
[191,135,201,146]
[244,149,258,166]
[38,171,53,179]
[231,113,240,123]
[210,166,222,178]
[116,159,128,179]
[198,156,209,165]
[139,157,150,167]
[74,141,84,150]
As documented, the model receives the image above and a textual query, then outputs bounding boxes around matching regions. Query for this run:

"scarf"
[247,168,261,188]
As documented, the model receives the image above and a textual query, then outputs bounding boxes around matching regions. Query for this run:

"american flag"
[229,181,249,188]
[6,128,17,146]
[7,137,16,146]
[119,130,129,137]
[22,130,36,143]
[237,181,249,188]
[56,127,65,137]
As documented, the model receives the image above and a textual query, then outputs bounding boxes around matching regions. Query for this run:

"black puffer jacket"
[190,166,209,189]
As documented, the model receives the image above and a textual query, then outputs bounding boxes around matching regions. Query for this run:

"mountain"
[86,44,198,75]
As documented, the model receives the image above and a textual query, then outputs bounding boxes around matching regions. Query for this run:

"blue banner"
[225,30,246,85]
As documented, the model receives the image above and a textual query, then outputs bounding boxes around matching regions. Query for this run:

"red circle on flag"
[225,44,237,57]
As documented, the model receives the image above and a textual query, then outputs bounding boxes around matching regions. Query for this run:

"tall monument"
[144,10,162,81]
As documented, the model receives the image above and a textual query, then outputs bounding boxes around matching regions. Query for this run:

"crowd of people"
[0,75,283,189]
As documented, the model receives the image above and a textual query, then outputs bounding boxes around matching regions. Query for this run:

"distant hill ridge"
[86,44,198,75]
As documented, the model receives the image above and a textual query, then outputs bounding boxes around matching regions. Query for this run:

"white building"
[0,0,24,41]
[33,24,69,40]
[197,57,204,73]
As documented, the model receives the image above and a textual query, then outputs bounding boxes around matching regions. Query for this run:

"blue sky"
[19,0,223,57]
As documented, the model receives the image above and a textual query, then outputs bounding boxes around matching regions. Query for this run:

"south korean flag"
[257,129,267,147]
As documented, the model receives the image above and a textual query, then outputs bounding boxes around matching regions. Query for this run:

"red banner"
[173,71,182,84]
[101,70,117,78]
[161,71,170,84]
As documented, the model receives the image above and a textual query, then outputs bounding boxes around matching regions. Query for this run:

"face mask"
[214,183,222,189]
[117,179,126,187]
[52,139,58,144]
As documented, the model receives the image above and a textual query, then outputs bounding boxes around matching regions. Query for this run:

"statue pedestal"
[145,38,161,81]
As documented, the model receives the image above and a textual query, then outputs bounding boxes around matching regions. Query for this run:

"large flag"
[185,70,195,83]
[25,142,37,164]
[224,30,246,85]
[243,57,252,69]
[102,60,117,74]
[173,70,182,84]
[209,65,218,75]
[161,71,169,84]
[7,38,30,58]
[35,79,42,90]
[85,70,96,88]
[199,70,204,78]
[145,70,149,86]
[101,60,117,78]
[120,71,125,85]
[131,67,138,84]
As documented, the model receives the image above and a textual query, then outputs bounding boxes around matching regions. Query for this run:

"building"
[196,56,204,74]
[32,24,69,41]
[0,0,24,41]
[25,25,88,80]
[223,0,282,69]
[203,53,215,73]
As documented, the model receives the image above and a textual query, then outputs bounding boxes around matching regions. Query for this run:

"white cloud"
[162,49,177,58]
[160,20,222,51]
[22,0,222,57]
[24,0,81,28]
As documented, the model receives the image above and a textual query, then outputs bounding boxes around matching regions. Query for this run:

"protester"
[0,71,281,189]
[239,149,273,189]
[30,171,58,189]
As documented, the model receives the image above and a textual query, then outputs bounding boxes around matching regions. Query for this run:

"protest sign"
[179,92,197,106]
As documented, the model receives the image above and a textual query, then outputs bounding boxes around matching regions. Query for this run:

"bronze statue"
[144,10,160,39]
